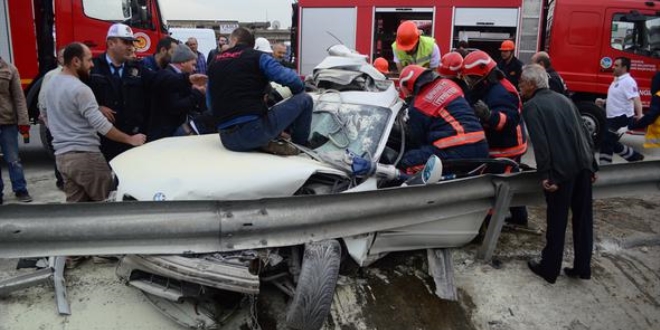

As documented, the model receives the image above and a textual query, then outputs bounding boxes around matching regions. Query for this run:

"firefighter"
[438,51,470,97]
[497,40,523,88]
[391,21,441,72]
[462,50,529,225]
[397,65,489,173]
[373,57,390,75]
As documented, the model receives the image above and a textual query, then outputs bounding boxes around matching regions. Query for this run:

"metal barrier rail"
[1,161,659,259]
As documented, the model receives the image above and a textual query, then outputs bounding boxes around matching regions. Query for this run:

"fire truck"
[293,0,660,145]
[0,0,168,141]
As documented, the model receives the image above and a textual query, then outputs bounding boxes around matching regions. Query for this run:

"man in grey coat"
[519,64,598,284]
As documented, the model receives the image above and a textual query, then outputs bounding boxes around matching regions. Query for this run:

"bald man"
[531,51,567,95]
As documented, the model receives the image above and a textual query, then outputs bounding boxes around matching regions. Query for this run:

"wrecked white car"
[110,46,511,330]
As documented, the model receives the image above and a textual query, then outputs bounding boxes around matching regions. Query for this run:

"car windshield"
[310,101,392,162]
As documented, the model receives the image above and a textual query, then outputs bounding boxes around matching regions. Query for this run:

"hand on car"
[100,106,117,123]
[128,133,147,146]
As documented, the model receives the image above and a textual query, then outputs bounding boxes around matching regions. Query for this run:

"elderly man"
[531,51,567,95]
[185,37,207,74]
[519,64,598,284]
[272,42,295,69]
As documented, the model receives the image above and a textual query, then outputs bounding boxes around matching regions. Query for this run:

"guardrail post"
[477,181,513,261]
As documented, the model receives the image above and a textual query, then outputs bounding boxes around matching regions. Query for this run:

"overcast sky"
[159,0,295,28]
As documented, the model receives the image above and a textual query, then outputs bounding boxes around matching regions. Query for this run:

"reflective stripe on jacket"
[480,79,528,158]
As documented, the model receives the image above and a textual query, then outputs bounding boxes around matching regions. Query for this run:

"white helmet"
[254,37,273,53]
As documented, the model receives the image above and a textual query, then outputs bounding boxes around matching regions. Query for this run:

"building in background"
[166,20,291,43]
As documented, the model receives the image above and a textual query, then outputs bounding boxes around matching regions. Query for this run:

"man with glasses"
[207,35,229,66]
[88,23,154,162]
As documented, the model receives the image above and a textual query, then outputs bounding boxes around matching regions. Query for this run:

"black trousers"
[540,169,594,280]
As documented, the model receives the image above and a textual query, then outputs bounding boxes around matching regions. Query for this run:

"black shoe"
[628,153,645,162]
[260,140,300,156]
[563,267,591,280]
[15,191,32,203]
[527,260,556,284]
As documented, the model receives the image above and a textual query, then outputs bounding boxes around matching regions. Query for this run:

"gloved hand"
[473,100,491,121]
[18,125,30,135]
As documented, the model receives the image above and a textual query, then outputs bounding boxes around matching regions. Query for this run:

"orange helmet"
[395,21,421,52]
[373,57,389,74]
[439,52,464,78]
[462,50,496,78]
[499,40,515,51]
[399,65,428,96]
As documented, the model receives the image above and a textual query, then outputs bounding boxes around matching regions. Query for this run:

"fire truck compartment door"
[300,7,357,76]
[454,8,519,27]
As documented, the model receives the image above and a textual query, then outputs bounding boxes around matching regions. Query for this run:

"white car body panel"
[111,135,347,201]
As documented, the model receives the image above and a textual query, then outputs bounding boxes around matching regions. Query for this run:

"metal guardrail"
[1,161,659,259]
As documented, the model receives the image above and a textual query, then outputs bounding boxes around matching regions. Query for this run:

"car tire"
[25,77,43,122]
[285,240,341,330]
[576,101,606,150]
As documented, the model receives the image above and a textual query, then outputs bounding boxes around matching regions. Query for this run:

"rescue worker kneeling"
[397,65,489,173]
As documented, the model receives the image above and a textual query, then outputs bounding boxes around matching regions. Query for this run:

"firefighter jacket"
[208,45,303,126]
[475,79,528,159]
[392,36,436,68]
[407,78,486,151]
[88,54,154,160]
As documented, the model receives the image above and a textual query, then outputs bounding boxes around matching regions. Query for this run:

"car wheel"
[285,240,341,330]
[576,101,606,150]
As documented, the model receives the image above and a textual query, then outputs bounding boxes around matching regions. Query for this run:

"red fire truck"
[293,0,660,145]
[1,0,168,123]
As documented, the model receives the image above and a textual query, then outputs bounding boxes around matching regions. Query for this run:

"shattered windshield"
[310,101,392,162]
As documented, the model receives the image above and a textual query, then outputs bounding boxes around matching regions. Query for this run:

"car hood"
[110,135,348,201]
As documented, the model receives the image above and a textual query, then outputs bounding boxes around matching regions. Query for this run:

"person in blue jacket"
[207,28,311,156]
[629,71,660,131]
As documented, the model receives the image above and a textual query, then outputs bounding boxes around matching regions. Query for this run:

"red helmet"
[499,40,515,51]
[439,52,464,78]
[462,50,496,78]
[373,57,389,74]
[399,65,428,96]
[395,21,421,52]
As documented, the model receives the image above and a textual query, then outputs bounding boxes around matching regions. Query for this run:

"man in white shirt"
[595,57,644,164]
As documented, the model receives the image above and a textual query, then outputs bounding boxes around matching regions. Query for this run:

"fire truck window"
[82,0,132,21]
[612,13,660,58]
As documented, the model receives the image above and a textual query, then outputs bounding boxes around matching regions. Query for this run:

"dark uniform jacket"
[630,71,660,129]
[88,54,153,161]
[407,78,486,151]
[523,88,598,183]
[474,79,528,158]
[497,56,523,88]
[546,67,568,95]
[147,65,205,141]
[207,45,303,126]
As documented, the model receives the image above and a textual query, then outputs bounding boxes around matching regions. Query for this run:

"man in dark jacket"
[147,45,206,141]
[520,64,598,284]
[207,35,228,66]
[397,65,489,172]
[462,50,528,225]
[142,37,179,72]
[208,28,312,155]
[629,70,660,131]
[531,51,568,95]
[88,23,154,161]
[497,40,523,88]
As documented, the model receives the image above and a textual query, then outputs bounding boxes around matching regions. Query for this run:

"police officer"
[497,40,523,88]
[392,21,441,72]
[88,23,154,161]
[462,50,529,225]
[397,65,489,173]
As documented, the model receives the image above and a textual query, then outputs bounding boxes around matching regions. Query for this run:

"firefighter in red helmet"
[397,65,489,173]
[462,50,529,225]
[438,51,470,97]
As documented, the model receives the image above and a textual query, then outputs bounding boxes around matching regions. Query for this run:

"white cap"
[106,23,137,41]
[254,37,273,53]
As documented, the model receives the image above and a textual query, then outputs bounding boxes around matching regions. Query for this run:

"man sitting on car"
[207,27,312,156]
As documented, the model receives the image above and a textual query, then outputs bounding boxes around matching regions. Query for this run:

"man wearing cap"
[147,45,207,141]
[497,40,524,88]
[373,57,389,75]
[392,21,441,72]
[88,23,154,161]
[142,36,179,72]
